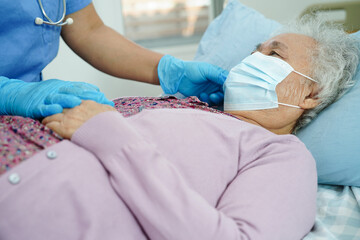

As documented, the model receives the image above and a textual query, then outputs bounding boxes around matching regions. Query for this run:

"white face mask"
[223,52,318,111]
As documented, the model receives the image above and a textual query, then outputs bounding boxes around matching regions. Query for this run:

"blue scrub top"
[0,0,92,82]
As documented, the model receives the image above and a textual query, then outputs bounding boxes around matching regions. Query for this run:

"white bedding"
[304,185,360,240]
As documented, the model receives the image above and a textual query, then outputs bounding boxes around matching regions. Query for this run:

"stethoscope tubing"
[36,0,72,26]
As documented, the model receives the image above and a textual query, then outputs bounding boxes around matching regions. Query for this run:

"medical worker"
[0,0,228,119]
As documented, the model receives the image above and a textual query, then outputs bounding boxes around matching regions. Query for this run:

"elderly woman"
[0,16,358,240]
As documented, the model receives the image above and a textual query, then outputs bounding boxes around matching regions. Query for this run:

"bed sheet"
[304,185,360,240]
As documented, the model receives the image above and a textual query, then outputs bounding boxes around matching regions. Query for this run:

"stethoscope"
[34,0,73,26]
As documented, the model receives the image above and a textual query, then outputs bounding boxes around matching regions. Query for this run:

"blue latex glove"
[0,77,114,119]
[157,55,229,106]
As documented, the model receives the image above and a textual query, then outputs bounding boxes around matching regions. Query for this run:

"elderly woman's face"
[226,33,319,134]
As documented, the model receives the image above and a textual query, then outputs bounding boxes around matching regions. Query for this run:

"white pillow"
[194,0,281,70]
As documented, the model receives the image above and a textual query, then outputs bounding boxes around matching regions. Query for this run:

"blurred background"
[43,0,353,99]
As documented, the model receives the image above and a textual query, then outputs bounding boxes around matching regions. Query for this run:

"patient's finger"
[42,113,64,125]
[45,118,74,139]
[62,108,70,114]
[44,121,66,138]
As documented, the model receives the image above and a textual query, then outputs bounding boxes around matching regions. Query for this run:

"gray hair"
[274,14,359,133]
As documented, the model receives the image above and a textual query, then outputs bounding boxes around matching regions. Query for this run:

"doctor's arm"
[61,3,162,85]
[61,3,228,104]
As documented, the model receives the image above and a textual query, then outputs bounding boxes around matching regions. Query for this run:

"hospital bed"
[301,1,360,33]
[199,1,360,239]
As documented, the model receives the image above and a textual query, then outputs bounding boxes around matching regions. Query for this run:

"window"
[121,0,211,46]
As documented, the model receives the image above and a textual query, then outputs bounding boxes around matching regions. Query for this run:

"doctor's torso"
[0,0,67,82]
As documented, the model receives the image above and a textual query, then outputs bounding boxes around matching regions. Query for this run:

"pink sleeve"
[72,111,316,240]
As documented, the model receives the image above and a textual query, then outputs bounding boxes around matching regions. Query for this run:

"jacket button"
[47,150,57,159]
[8,173,21,185]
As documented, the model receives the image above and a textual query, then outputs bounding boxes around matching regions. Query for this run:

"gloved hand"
[157,55,229,106]
[0,77,114,119]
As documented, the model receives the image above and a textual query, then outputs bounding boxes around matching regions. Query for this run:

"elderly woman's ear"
[300,83,319,110]
[299,96,319,110]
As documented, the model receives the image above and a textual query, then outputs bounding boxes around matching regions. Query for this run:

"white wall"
[43,0,351,99]
[43,0,162,100]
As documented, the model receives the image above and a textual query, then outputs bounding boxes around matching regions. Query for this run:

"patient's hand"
[42,100,116,139]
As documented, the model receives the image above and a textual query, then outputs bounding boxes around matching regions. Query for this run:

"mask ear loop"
[284,70,319,109]
[293,70,319,83]
[276,102,302,109]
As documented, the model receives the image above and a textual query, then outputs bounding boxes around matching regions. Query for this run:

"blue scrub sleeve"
[66,0,93,15]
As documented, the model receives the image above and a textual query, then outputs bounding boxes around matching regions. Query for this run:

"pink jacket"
[0,109,317,239]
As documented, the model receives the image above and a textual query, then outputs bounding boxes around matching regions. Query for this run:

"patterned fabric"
[304,185,360,240]
[0,116,62,174]
[0,96,234,174]
[113,96,233,118]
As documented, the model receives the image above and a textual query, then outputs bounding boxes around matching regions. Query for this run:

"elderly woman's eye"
[270,51,280,57]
